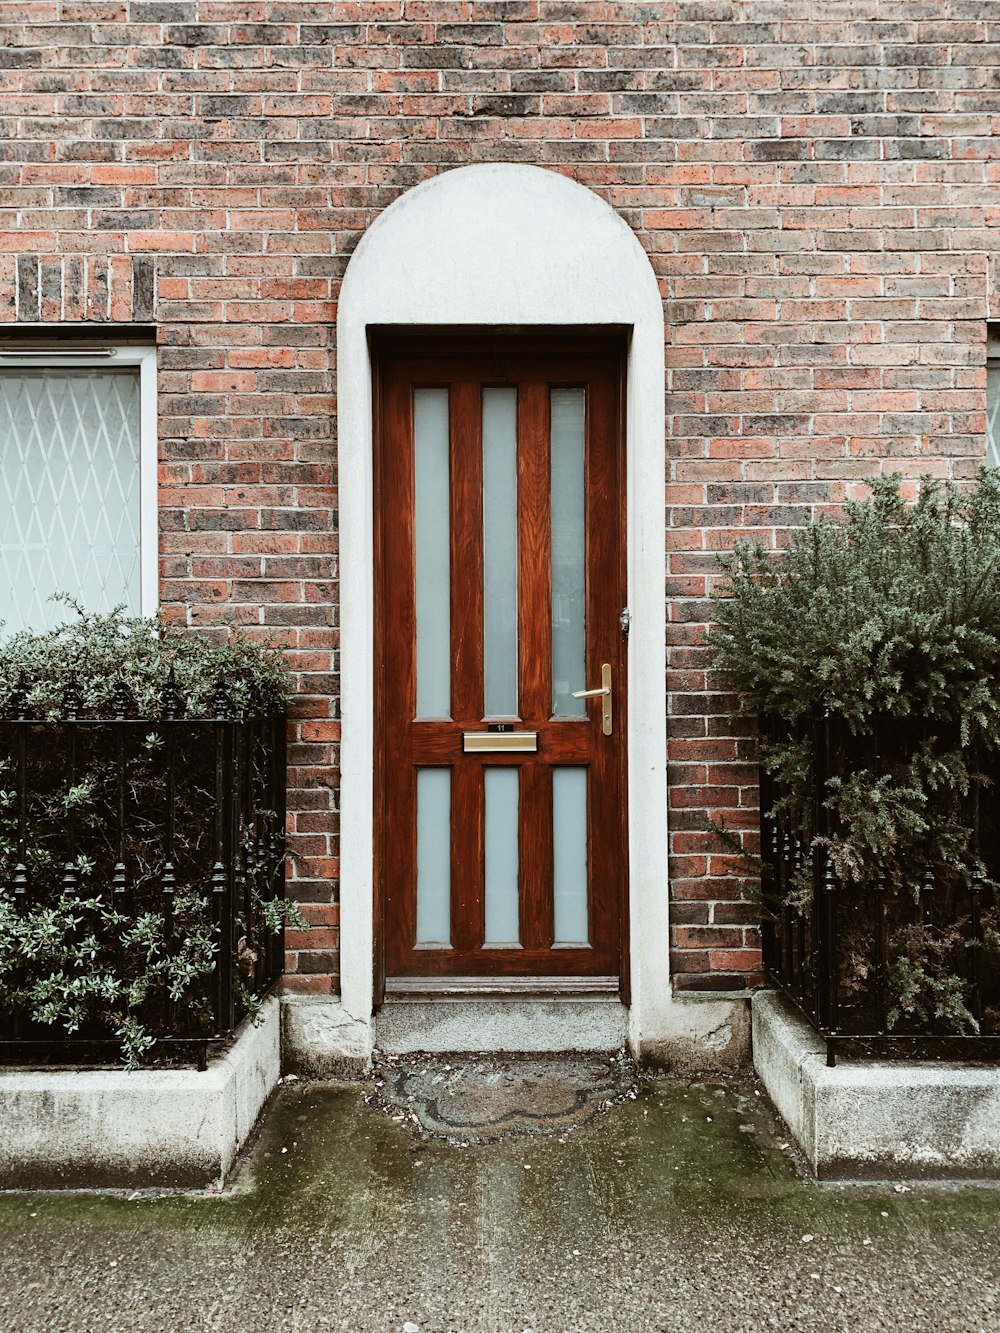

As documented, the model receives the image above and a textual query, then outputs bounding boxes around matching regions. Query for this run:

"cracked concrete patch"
[367,1051,639,1142]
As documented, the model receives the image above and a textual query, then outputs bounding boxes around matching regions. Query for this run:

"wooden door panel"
[517,381,552,723]
[375,332,626,983]
[519,760,554,953]
[380,373,417,975]
[449,379,484,723]
[451,759,483,952]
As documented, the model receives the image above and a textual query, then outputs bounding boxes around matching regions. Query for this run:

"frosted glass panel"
[553,767,588,944]
[0,368,141,633]
[484,767,520,945]
[414,388,451,718]
[550,388,586,717]
[482,388,518,718]
[988,361,1000,469]
[416,768,451,946]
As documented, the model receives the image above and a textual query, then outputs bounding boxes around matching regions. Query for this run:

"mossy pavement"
[1,1071,998,1332]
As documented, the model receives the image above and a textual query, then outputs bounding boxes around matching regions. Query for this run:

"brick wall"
[2,1,998,995]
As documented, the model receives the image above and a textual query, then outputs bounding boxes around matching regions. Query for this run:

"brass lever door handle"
[572,663,613,736]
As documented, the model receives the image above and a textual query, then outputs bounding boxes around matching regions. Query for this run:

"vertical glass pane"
[484,767,520,945]
[988,361,1000,469]
[0,368,141,633]
[416,768,451,946]
[553,767,588,945]
[414,387,451,718]
[483,387,518,718]
[550,388,586,717]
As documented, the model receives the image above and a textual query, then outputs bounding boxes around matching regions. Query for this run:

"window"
[0,341,156,633]
[988,329,1000,470]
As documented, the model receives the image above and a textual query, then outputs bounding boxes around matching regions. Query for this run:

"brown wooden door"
[375,332,627,983]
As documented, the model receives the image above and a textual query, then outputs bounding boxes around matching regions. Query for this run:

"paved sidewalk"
[1,1066,998,1332]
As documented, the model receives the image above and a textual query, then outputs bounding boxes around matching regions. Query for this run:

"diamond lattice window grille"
[988,360,1000,471]
[0,367,141,634]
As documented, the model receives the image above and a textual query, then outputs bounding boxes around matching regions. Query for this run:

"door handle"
[572,663,613,736]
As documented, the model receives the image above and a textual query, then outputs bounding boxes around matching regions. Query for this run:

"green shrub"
[0,598,289,719]
[0,604,297,1068]
[710,471,1000,738]
[709,472,1000,1036]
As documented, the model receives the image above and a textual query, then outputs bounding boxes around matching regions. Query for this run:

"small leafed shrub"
[0,604,299,1068]
[0,596,289,720]
[709,472,1000,1036]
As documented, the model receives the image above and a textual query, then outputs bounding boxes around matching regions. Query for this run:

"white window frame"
[987,328,1000,470]
[0,343,158,620]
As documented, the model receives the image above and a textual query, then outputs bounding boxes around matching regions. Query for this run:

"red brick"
[3,8,993,1001]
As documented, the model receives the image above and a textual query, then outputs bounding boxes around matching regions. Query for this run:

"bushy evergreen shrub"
[710,472,1000,1037]
[0,597,289,719]
[0,605,297,1067]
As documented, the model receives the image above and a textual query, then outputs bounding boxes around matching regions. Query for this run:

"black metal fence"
[759,712,1000,1065]
[0,676,286,1069]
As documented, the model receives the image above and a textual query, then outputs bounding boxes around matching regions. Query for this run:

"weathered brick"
[2,3,995,998]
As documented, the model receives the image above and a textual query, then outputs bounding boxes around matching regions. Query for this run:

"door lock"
[573,663,613,736]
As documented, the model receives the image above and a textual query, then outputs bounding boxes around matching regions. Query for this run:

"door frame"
[372,330,630,990]
[336,164,672,1054]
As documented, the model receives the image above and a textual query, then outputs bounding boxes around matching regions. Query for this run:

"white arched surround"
[335,163,676,1059]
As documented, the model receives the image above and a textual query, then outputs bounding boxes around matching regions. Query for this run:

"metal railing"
[0,675,286,1069]
[759,712,1000,1066]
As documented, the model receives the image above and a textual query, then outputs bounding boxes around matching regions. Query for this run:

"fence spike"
[873,864,887,1034]
[111,860,128,902]
[61,668,82,721]
[971,865,984,900]
[159,665,182,720]
[823,854,838,895]
[161,858,176,904]
[212,678,231,721]
[920,860,935,926]
[12,860,28,907]
[970,866,985,1025]
[112,675,132,721]
[9,670,28,720]
[61,857,78,895]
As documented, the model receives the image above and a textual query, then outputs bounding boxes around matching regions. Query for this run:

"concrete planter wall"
[753,991,1000,1179]
[0,996,280,1189]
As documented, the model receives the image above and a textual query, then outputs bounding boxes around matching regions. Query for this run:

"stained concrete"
[374,995,628,1056]
[2,1069,1000,1332]
[369,1052,638,1142]
[637,990,752,1073]
[0,996,280,1190]
[754,991,1000,1179]
[284,990,752,1075]
[281,995,372,1078]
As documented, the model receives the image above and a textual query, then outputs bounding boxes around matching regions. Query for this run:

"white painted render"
[330,162,739,1062]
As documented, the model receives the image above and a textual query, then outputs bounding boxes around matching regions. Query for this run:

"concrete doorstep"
[0,995,280,1190]
[753,989,1000,1180]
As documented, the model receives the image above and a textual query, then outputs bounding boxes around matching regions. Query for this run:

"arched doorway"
[335,164,670,1054]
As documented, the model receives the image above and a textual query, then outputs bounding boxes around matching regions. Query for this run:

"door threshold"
[383,975,621,1001]
[375,982,628,1054]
